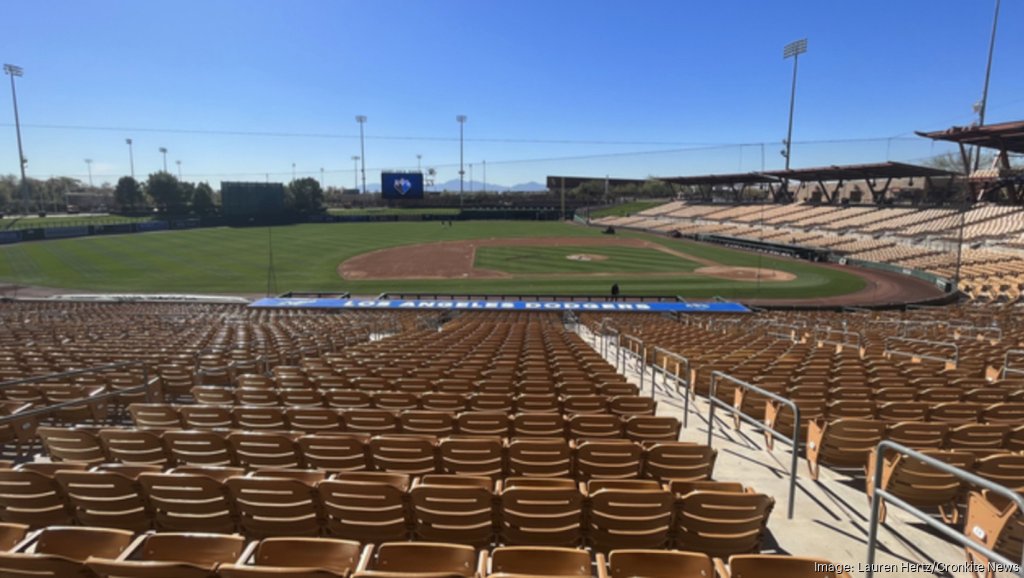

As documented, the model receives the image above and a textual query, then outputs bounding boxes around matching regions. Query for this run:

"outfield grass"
[586,201,666,218]
[0,215,156,230]
[0,221,866,298]
[475,246,701,274]
[327,207,460,216]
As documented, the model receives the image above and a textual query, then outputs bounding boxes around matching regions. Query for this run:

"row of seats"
[0,466,772,554]
[0,525,851,578]
[124,405,681,440]
[36,429,713,479]
[189,387,656,416]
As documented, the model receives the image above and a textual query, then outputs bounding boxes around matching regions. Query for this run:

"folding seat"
[232,406,288,431]
[624,416,680,443]
[499,480,584,547]
[226,475,321,538]
[342,409,400,434]
[598,382,640,397]
[392,377,433,394]
[964,388,1009,404]
[0,522,26,551]
[163,429,234,466]
[829,386,873,401]
[456,412,511,437]
[567,414,623,440]
[0,526,135,578]
[0,468,73,527]
[607,396,657,418]
[1010,425,1024,452]
[468,393,514,413]
[286,407,342,433]
[982,402,1024,424]
[722,555,853,578]
[517,381,558,396]
[236,388,280,407]
[409,477,495,547]
[884,421,948,450]
[227,431,302,469]
[606,549,715,578]
[668,480,746,495]
[180,405,234,429]
[873,387,917,402]
[481,546,594,578]
[586,484,674,553]
[354,542,477,578]
[866,448,975,523]
[438,436,505,478]
[916,387,964,403]
[513,413,566,438]
[296,433,369,472]
[369,435,438,474]
[422,392,470,412]
[372,391,420,411]
[575,440,642,480]
[85,532,247,578]
[138,471,236,533]
[433,379,474,395]
[54,469,151,531]
[36,427,107,464]
[192,386,235,405]
[127,403,181,429]
[325,390,373,409]
[928,402,985,423]
[157,365,196,401]
[963,490,1024,578]
[399,410,456,436]
[641,442,717,482]
[825,399,877,419]
[805,418,887,480]
[876,401,930,422]
[237,374,274,389]
[218,537,363,578]
[674,489,775,557]
[561,395,608,415]
[507,438,574,478]
[318,472,410,543]
[279,388,324,407]
[973,453,1024,492]
[515,394,560,413]
[558,381,598,397]
[947,423,1010,453]
[98,428,170,466]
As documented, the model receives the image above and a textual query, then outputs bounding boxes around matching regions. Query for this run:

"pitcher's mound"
[566,253,608,262]
[695,266,796,282]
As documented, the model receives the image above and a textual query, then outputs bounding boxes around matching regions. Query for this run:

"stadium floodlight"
[84,158,93,187]
[456,115,467,205]
[125,138,135,179]
[782,38,807,172]
[159,147,168,172]
[351,156,360,191]
[4,63,28,210]
[355,115,367,194]
[176,160,182,180]
[417,154,422,172]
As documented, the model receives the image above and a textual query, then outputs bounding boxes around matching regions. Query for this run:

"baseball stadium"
[1,3,1023,578]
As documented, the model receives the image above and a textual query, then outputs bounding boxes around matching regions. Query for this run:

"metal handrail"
[883,336,959,367]
[814,327,863,349]
[765,322,803,342]
[706,371,800,519]
[953,324,1002,341]
[650,346,691,427]
[865,440,1024,578]
[619,334,646,392]
[0,380,157,425]
[1002,349,1024,380]
[0,361,147,390]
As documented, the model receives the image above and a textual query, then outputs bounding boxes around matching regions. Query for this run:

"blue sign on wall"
[381,172,425,199]
[249,298,749,313]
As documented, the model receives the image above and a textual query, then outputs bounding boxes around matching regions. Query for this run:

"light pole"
[416,154,422,172]
[351,156,360,192]
[84,159,93,187]
[469,163,474,194]
[973,0,1001,172]
[291,162,296,182]
[4,64,28,211]
[125,138,135,179]
[159,147,168,172]
[320,167,324,189]
[482,160,486,194]
[176,160,182,180]
[456,115,467,206]
[782,39,807,172]
[355,115,367,194]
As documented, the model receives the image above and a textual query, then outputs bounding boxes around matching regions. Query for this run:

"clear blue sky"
[1,0,1021,189]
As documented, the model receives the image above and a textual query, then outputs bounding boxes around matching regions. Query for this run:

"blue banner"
[0,231,21,244]
[137,221,169,232]
[249,298,749,313]
[43,226,90,239]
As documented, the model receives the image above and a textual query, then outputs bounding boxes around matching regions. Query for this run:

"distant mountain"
[431,179,548,193]
[508,181,546,192]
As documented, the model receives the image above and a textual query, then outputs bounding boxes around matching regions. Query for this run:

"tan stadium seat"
[218,537,362,578]
[500,480,584,547]
[641,442,716,482]
[885,421,948,449]
[297,433,369,472]
[928,402,985,423]
[55,469,151,531]
[674,490,775,557]
[354,542,477,578]
[279,389,324,408]
[128,403,182,429]
[483,546,598,578]
[325,390,373,410]
[586,485,674,553]
[575,440,642,480]
[567,414,623,440]
[468,393,514,413]
[374,391,420,411]
[236,388,279,407]
[607,396,657,417]
[369,435,439,474]
[607,549,714,578]
[287,408,343,432]
[319,472,410,543]
[0,522,27,552]
[513,413,566,438]
[139,471,236,533]
[507,438,573,478]
[86,532,246,578]
[400,411,456,436]
[163,429,234,466]
[233,406,288,430]
[806,418,888,480]
[0,469,74,527]
[457,412,511,437]
[866,448,975,524]
[227,431,302,469]
[877,401,930,422]
[422,393,469,413]
[964,490,1024,578]
[226,475,320,538]
[180,405,234,429]
[515,394,560,413]
[982,402,1024,424]
[99,428,170,466]
[409,477,495,547]
[723,554,853,577]
[191,386,235,405]
[624,416,680,443]
[36,427,107,464]
[438,436,505,478]
[0,526,134,577]
[561,395,608,415]
[343,409,400,434]
[947,424,1010,452]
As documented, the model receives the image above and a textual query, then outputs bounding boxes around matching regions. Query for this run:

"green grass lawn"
[0,215,157,230]
[327,207,460,216]
[475,246,700,275]
[586,201,668,219]
[0,220,866,298]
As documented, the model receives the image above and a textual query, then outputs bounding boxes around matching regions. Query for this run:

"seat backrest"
[34,525,135,560]
[127,403,182,429]
[948,424,1010,451]
[227,432,301,469]
[507,439,573,478]
[366,542,477,577]
[369,435,439,474]
[317,478,409,543]
[409,483,495,547]
[163,430,234,466]
[885,421,949,449]
[455,412,510,437]
[587,488,674,553]
[675,490,775,558]
[400,411,456,436]
[607,549,714,578]
[226,476,320,538]
[232,407,288,431]
[567,414,623,440]
[0,469,72,527]
[624,416,680,442]
[488,546,591,577]
[98,429,170,466]
[438,437,505,478]
[179,405,234,429]
[138,472,235,533]
[37,427,106,464]
[575,440,642,480]
[642,442,716,482]
[0,522,27,551]
[54,470,151,532]
[342,409,399,434]
[296,434,368,472]
[286,408,342,433]
[86,532,246,578]
[500,486,584,547]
